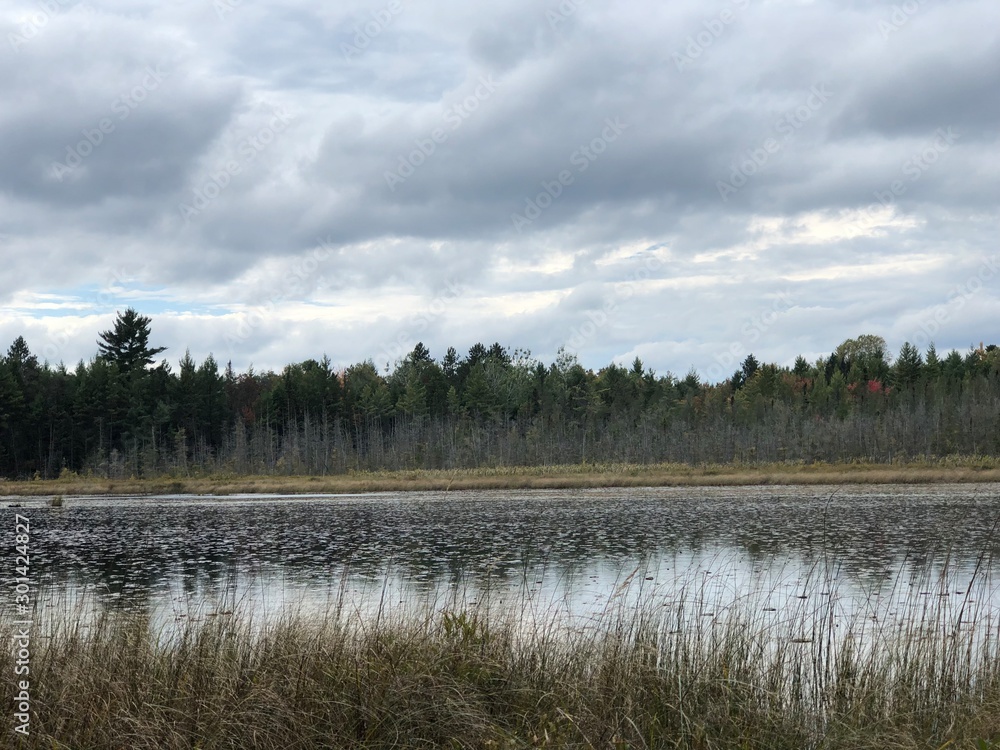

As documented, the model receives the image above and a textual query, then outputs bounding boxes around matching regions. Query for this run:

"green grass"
[5,574,1000,749]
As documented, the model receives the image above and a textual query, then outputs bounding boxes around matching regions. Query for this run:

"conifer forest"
[1,309,998,479]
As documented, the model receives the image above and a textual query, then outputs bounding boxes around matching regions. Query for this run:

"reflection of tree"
[27,490,1000,609]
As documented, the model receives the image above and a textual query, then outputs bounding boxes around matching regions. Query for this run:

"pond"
[4,484,1000,641]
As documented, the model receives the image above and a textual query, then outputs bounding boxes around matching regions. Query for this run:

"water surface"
[4,484,999,636]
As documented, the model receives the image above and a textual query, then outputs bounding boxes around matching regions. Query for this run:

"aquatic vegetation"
[4,565,1000,750]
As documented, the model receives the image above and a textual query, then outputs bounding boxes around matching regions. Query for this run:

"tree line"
[1,309,998,479]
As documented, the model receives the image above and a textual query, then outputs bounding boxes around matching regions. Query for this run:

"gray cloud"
[1,0,998,379]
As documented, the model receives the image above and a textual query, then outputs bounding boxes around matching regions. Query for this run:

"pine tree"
[396,378,428,417]
[924,343,941,378]
[892,342,923,388]
[6,336,39,378]
[445,385,463,416]
[97,308,167,375]
[0,362,23,432]
[442,347,460,386]
[409,342,432,364]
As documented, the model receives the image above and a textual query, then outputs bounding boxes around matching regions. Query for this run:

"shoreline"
[9,584,997,749]
[3,459,1000,497]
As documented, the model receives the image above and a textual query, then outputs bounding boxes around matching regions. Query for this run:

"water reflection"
[4,484,999,637]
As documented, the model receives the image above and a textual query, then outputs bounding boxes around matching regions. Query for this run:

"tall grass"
[5,456,1000,497]
[4,565,1000,750]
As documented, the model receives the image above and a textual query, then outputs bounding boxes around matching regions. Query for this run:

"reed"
[4,563,999,749]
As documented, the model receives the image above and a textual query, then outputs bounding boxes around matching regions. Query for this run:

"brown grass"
[2,457,1000,497]
[5,578,1000,749]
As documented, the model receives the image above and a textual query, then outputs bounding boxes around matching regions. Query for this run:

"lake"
[5,483,1000,641]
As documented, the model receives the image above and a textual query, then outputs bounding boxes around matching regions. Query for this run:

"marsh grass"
[5,562,1000,750]
[4,456,1000,497]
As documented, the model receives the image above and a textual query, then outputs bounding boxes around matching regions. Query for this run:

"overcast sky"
[1,0,998,381]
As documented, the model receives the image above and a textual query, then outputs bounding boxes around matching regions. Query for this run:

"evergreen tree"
[486,342,511,366]
[445,385,463,416]
[7,336,39,378]
[442,347,460,386]
[0,363,23,433]
[3,316,1000,478]
[924,343,941,379]
[2,337,39,475]
[409,342,432,364]
[97,308,167,375]
[892,342,923,388]
[462,363,494,417]
[396,378,428,417]
[942,350,965,380]
[741,354,760,381]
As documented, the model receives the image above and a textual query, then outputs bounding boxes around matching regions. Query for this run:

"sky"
[1,0,998,382]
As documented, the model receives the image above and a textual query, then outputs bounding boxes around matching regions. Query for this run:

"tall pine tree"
[97,308,167,375]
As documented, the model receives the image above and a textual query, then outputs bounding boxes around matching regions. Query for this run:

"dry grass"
[2,456,1000,497]
[5,578,1000,750]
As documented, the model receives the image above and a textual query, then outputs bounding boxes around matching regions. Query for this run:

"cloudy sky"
[1,0,998,381]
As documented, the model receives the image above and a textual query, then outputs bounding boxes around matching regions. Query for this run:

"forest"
[0,308,998,479]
